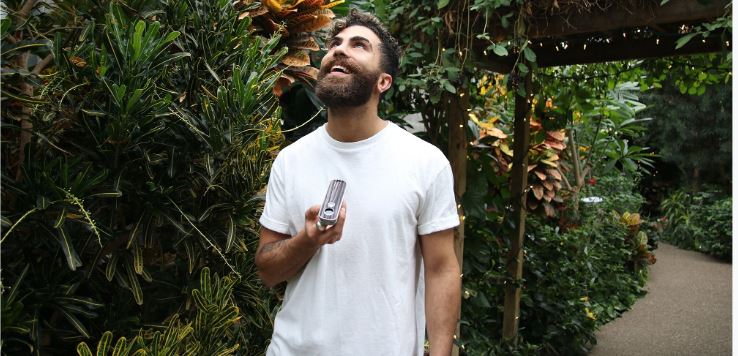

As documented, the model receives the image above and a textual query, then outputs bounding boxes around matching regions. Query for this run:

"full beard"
[315,65,380,109]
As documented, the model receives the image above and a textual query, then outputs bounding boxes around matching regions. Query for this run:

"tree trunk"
[447,89,469,356]
[502,70,532,343]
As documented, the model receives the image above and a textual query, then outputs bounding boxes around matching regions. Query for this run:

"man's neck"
[325,103,387,142]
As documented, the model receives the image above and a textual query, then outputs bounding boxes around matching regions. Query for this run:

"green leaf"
[492,44,508,57]
[675,33,698,49]
[125,262,144,305]
[226,215,235,253]
[131,21,145,62]
[111,337,127,356]
[60,308,90,338]
[106,253,119,282]
[442,81,456,94]
[77,343,94,356]
[517,62,529,75]
[438,0,450,9]
[523,47,537,62]
[57,226,83,271]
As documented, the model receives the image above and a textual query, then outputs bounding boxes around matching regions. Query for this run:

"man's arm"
[420,228,461,356]
[255,204,347,288]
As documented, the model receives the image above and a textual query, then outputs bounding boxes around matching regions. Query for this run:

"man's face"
[315,25,385,108]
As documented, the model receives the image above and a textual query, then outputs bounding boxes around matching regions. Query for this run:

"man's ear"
[377,73,393,94]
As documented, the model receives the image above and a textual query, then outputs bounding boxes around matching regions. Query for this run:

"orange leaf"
[546,130,566,141]
[544,139,566,150]
[282,50,311,67]
[547,168,562,180]
[273,76,293,97]
[287,35,320,51]
[542,180,553,190]
[543,202,556,217]
[291,14,332,33]
[287,65,320,81]
[529,116,542,130]
[533,170,547,180]
[532,185,544,200]
[527,164,538,173]
[69,56,87,68]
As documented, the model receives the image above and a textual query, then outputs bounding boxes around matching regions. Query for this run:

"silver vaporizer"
[317,179,346,230]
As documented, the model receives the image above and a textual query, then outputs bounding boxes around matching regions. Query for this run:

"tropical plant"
[240,0,347,95]
[75,268,241,356]
[1,0,289,354]
[660,189,732,260]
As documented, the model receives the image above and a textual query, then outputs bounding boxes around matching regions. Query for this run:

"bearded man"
[256,9,461,356]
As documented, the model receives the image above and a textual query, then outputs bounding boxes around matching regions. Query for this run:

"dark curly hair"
[327,9,402,81]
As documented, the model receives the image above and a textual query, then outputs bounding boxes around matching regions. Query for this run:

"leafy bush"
[461,174,651,355]
[660,189,732,260]
[1,1,286,354]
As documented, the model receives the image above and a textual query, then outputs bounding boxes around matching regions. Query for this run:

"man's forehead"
[333,25,381,44]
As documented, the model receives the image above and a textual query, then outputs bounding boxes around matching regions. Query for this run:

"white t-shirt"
[259,122,460,356]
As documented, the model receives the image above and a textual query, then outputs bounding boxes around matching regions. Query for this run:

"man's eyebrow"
[329,35,373,48]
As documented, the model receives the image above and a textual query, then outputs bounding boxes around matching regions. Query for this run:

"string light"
[702,39,706,43]
[555,45,560,51]
[726,41,731,47]
[622,32,627,38]
[539,42,543,47]
[605,38,611,43]
[583,43,587,50]
[656,38,660,45]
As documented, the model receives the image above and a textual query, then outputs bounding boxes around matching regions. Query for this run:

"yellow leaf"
[321,0,345,9]
[500,143,513,157]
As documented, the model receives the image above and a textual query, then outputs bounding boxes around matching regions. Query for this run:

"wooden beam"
[502,69,531,342]
[535,33,729,67]
[447,87,469,356]
[527,0,729,39]
[475,29,729,71]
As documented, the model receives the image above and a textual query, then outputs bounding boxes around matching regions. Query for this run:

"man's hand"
[255,203,347,288]
[303,203,347,246]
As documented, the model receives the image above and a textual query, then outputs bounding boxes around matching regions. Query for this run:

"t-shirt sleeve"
[417,163,460,236]
[259,154,291,235]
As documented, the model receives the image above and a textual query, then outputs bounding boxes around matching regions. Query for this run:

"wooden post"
[447,88,469,356]
[502,69,532,342]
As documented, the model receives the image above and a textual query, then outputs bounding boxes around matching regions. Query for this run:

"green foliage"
[75,268,241,356]
[461,173,651,355]
[640,78,731,189]
[462,212,649,354]
[660,189,732,260]
[2,0,284,354]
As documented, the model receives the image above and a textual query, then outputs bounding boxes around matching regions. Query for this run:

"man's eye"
[355,43,366,49]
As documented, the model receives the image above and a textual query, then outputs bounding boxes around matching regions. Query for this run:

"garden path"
[589,243,731,356]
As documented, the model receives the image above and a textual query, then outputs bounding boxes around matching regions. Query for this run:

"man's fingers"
[305,205,321,221]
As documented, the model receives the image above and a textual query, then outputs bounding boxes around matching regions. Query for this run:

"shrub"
[660,189,732,260]
[1,1,286,354]
[461,174,651,355]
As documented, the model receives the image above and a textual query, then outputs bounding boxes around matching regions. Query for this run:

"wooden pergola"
[447,0,731,347]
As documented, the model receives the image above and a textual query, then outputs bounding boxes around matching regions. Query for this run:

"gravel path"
[589,243,732,356]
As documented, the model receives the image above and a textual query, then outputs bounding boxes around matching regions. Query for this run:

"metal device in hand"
[316,180,346,231]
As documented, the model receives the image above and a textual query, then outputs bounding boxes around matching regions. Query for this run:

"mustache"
[319,58,361,75]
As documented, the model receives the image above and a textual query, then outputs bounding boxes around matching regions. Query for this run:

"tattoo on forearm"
[259,239,287,255]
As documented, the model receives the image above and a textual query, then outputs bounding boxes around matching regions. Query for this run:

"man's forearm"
[425,265,461,356]
[255,230,319,288]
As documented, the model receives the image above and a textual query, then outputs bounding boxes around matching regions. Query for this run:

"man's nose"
[330,42,349,57]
